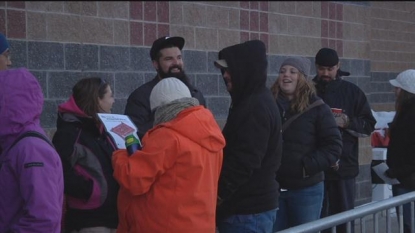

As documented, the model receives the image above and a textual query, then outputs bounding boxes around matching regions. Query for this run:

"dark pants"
[321,178,356,233]
[392,184,415,233]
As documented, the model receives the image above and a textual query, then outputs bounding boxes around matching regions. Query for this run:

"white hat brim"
[214,59,228,69]
[389,79,402,89]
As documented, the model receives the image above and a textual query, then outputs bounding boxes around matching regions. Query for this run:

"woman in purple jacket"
[0,68,64,233]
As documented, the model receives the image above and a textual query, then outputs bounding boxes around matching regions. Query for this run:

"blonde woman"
[271,57,342,231]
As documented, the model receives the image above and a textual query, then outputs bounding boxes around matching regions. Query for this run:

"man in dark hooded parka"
[214,40,283,232]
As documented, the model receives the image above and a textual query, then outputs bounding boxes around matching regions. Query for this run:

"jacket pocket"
[66,164,107,209]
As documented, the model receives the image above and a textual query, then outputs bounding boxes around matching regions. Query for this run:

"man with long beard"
[125,36,206,139]
[313,48,376,233]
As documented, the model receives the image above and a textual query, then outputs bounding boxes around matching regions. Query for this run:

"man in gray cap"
[124,36,205,139]
[0,33,11,70]
[313,48,376,233]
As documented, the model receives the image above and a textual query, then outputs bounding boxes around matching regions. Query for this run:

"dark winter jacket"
[216,40,283,221]
[124,77,206,139]
[386,97,415,188]
[52,97,119,231]
[313,75,376,179]
[276,94,342,189]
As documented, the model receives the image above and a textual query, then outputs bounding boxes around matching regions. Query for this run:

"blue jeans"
[393,185,415,233]
[273,182,324,232]
[217,208,277,233]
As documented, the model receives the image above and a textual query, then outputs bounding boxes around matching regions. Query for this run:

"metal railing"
[277,191,415,233]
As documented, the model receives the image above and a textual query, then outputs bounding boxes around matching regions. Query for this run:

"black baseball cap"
[315,48,350,76]
[315,48,339,67]
[150,36,185,61]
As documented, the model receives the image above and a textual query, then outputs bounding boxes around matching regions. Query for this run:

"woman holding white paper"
[385,69,415,233]
[52,77,119,233]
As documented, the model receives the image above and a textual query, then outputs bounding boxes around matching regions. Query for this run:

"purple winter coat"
[0,68,64,233]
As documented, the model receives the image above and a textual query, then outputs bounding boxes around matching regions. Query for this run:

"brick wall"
[1,1,414,205]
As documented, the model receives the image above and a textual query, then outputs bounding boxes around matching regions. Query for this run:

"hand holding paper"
[372,162,400,185]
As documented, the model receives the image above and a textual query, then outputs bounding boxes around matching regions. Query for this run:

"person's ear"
[152,60,159,71]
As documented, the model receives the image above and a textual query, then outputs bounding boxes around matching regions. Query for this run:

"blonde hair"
[270,73,316,113]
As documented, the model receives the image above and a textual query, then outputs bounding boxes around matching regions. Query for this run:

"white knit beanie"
[389,69,415,94]
[150,77,191,110]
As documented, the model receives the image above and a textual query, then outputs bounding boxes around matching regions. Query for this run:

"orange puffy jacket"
[112,106,225,233]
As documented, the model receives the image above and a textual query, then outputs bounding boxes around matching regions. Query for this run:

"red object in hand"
[331,108,343,114]
[371,130,390,147]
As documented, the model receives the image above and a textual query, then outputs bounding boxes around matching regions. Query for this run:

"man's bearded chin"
[158,66,190,87]
[318,75,333,85]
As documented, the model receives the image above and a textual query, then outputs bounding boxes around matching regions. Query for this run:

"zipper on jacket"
[282,110,287,124]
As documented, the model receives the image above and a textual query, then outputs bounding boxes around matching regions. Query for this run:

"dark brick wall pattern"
[3,0,415,208]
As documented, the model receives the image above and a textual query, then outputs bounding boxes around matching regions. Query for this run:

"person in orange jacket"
[112,77,225,233]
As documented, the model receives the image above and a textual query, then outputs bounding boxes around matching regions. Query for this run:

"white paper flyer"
[97,113,140,149]
[372,162,400,185]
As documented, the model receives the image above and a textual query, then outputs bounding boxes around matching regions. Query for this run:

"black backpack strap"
[282,99,325,132]
[8,131,54,152]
